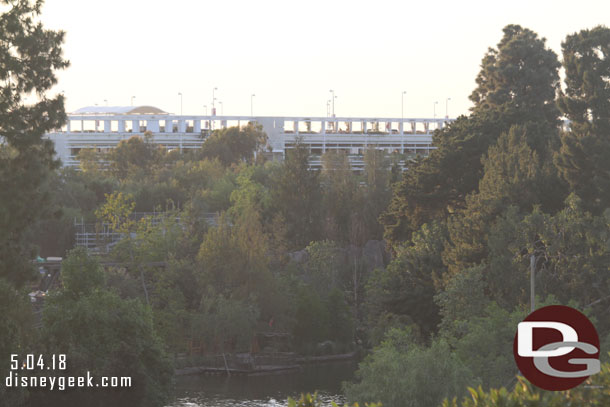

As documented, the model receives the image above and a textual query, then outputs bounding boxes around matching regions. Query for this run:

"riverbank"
[167,360,357,407]
[175,352,357,377]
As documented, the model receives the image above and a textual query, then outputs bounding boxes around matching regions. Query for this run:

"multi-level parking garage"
[45,106,454,170]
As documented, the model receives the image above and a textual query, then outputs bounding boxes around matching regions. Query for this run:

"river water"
[166,361,358,407]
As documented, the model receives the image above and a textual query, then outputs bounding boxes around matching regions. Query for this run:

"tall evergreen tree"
[442,125,547,276]
[382,25,561,247]
[470,25,561,136]
[0,0,69,287]
[555,26,610,212]
[271,138,321,249]
[321,149,356,242]
[361,148,391,241]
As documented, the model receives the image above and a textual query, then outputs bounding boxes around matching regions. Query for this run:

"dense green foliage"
[555,26,610,213]
[18,115,393,375]
[27,129,391,367]
[0,0,69,287]
[345,328,475,407]
[1,5,609,405]
[271,139,323,249]
[198,122,267,166]
[364,221,446,344]
[347,24,610,406]
[382,24,563,246]
[443,359,610,406]
[30,248,173,407]
[0,278,33,407]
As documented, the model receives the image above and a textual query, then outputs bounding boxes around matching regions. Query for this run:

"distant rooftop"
[71,106,168,115]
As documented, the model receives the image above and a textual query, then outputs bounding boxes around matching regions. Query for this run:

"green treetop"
[0,0,69,287]
[555,26,610,212]
[382,25,562,247]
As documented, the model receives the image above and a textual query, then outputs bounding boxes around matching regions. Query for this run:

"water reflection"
[167,361,357,407]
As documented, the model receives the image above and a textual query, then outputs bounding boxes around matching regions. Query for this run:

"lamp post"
[329,89,336,117]
[524,245,547,313]
[251,94,255,116]
[529,252,547,313]
[212,87,218,112]
[131,96,135,106]
[178,92,183,115]
[433,101,438,119]
[203,105,207,115]
[104,99,108,106]
[401,91,407,120]
[326,100,331,118]
[445,97,451,119]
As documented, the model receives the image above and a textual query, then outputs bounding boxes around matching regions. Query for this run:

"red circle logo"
[513,305,600,391]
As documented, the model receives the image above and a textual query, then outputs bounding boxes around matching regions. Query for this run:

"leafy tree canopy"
[199,122,267,167]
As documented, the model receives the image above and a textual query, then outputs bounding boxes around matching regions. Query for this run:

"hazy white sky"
[40,0,609,118]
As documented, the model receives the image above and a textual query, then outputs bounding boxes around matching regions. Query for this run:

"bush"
[444,359,610,406]
[344,328,476,407]
[33,250,173,407]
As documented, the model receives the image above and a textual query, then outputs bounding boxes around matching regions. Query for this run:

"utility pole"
[530,254,536,313]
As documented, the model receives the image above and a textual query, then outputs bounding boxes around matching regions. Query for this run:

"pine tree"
[382,25,561,247]
[362,147,391,241]
[470,25,561,136]
[443,125,547,276]
[271,138,321,249]
[0,0,69,287]
[321,149,356,242]
[555,26,610,212]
